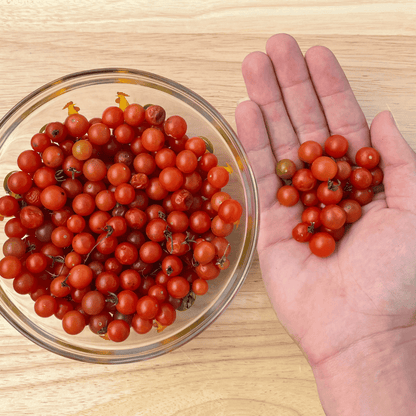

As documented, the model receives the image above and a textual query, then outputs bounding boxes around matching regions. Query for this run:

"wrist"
[311,325,416,416]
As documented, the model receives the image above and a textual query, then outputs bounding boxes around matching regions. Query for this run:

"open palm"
[235,34,416,368]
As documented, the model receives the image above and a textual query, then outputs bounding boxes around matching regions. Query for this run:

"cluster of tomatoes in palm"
[275,135,383,258]
[0,102,242,342]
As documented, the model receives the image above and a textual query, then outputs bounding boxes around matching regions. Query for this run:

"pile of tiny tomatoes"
[276,135,383,258]
[0,102,243,342]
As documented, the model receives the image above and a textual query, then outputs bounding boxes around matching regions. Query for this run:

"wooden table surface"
[0,1,415,415]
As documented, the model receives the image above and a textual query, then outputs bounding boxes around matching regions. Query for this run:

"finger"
[305,45,370,158]
[241,50,301,166]
[265,33,330,145]
[235,100,280,212]
[370,110,416,212]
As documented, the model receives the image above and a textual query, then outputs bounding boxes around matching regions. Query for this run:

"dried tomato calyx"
[327,179,341,191]
[307,223,316,234]
[106,292,118,306]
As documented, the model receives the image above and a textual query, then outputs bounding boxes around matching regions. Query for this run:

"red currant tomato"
[0,195,20,217]
[136,295,160,320]
[350,187,374,206]
[301,206,322,229]
[167,276,190,299]
[207,166,229,188]
[277,185,299,207]
[107,163,131,186]
[107,319,130,342]
[31,133,52,152]
[155,302,176,326]
[350,167,372,190]
[164,115,187,139]
[218,199,242,224]
[192,278,209,296]
[119,269,141,291]
[300,189,319,207]
[87,123,111,145]
[116,290,138,315]
[146,177,169,201]
[65,113,90,137]
[176,150,198,174]
[0,255,22,279]
[82,158,107,182]
[355,147,380,169]
[184,137,206,157]
[34,295,58,318]
[167,211,189,233]
[298,141,323,163]
[82,291,106,315]
[40,185,67,210]
[370,167,384,186]
[324,135,348,158]
[102,106,124,129]
[62,310,86,334]
[338,199,362,223]
[132,315,153,334]
[335,160,352,181]
[292,169,317,192]
[159,167,184,192]
[292,222,313,242]
[311,156,338,181]
[33,166,57,189]
[68,264,94,289]
[72,193,96,216]
[193,241,216,265]
[189,211,211,234]
[124,103,145,127]
[20,206,44,229]
[115,242,139,265]
[8,171,32,194]
[309,232,336,258]
[195,261,220,280]
[45,121,67,143]
[17,150,42,174]
[145,105,166,126]
[141,128,165,152]
[199,153,218,172]
[161,255,183,277]
[316,181,343,205]
[211,215,233,237]
[139,241,162,264]
[320,204,347,230]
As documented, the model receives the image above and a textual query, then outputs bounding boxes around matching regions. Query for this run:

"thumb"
[370,110,416,212]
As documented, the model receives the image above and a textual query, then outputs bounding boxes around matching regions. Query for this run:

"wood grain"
[0,1,415,415]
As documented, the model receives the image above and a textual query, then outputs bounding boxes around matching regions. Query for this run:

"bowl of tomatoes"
[0,68,259,363]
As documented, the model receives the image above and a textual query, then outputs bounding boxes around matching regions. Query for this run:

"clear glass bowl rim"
[0,68,259,364]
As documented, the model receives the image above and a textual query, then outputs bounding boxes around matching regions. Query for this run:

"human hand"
[235,34,416,372]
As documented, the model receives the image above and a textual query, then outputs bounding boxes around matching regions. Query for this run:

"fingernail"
[389,111,398,127]
[237,96,250,106]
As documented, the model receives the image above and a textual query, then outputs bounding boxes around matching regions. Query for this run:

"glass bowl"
[0,68,259,363]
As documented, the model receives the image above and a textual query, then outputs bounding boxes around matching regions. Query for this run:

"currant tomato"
[309,232,336,258]
[311,156,338,181]
[298,141,323,163]
[277,185,299,207]
[324,135,348,158]
[355,147,380,169]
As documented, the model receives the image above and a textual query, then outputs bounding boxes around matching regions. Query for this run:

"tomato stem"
[68,167,81,180]
[54,170,65,182]
[327,179,341,191]
[106,292,118,305]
